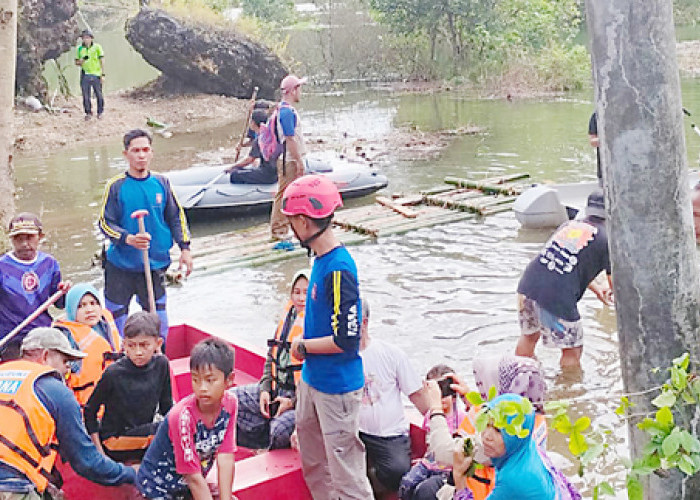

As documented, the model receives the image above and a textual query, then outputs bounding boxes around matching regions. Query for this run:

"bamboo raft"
[174,173,530,276]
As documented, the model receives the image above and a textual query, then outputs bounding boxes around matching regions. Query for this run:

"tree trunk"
[0,0,17,237]
[585,0,700,498]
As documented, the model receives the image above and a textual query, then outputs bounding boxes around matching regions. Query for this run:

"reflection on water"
[16,83,700,498]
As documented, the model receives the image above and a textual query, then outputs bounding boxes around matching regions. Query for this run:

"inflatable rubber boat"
[167,153,389,211]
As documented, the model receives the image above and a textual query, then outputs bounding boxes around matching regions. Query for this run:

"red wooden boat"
[56,324,427,499]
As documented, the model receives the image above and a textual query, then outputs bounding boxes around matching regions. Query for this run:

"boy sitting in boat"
[137,338,238,500]
[231,269,309,450]
[84,311,172,463]
[0,212,71,360]
[53,283,121,407]
[224,110,278,185]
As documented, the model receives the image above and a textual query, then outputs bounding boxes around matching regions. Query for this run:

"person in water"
[225,110,278,185]
[516,190,613,370]
[230,269,309,450]
[451,394,581,500]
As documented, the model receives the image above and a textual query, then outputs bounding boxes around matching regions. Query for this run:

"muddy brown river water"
[14,81,700,497]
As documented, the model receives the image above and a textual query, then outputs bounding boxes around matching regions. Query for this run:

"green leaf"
[475,410,489,432]
[574,416,591,433]
[671,366,688,391]
[569,430,588,456]
[673,352,690,370]
[655,407,674,429]
[626,475,643,500]
[597,481,616,496]
[662,430,682,457]
[487,385,497,401]
[554,414,573,435]
[466,391,485,406]
[652,391,677,408]
[544,400,569,414]
[679,454,697,475]
[580,442,605,466]
[679,430,700,453]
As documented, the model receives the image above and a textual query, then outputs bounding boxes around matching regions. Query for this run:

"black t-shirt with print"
[517,217,611,321]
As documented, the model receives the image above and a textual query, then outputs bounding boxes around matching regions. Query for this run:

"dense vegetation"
[154,0,700,93]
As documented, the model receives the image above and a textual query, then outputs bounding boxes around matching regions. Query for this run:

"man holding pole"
[270,75,308,241]
[0,213,71,360]
[98,129,193,340]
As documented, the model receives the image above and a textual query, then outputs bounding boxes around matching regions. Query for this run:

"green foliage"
[367,0,589,90]
[241,0,295,24]
[550,352,700,496]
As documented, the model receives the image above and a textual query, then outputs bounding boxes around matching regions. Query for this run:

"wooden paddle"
[131,209,156,314]
[0,289,67,349]
[181,87,259,209]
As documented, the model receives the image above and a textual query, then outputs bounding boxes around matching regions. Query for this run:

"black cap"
[586,190,606,219]
[251,109,268,125]
[81,29,94,38]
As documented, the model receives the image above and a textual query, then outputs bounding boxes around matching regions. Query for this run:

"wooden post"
[0,0,17,238]
[586,0,700,497]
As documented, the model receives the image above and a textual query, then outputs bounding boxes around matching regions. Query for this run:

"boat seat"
[207,448,311,500]
[170,356,261,402]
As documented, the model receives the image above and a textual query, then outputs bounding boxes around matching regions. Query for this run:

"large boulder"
[126,9,288,99]
[16,0,80,97]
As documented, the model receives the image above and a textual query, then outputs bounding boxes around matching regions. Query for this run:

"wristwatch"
[297,340,307,357]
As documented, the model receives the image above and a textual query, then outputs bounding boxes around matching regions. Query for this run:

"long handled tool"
[131,209,157,314]
[181,87,260,209]
[0,289,67,349]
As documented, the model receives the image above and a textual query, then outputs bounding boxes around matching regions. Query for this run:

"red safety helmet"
[281,175,343,218]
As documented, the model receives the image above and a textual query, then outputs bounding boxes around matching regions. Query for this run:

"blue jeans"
[81,73,104,115]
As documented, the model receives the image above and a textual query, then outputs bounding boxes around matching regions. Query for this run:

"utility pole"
[0,0,17,237]
[585,0,700,498]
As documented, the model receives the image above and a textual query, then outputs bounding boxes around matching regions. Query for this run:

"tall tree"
[0,0,17,237]
[586,0,700,498]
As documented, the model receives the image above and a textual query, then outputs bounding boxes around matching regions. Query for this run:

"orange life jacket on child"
[269,301,305,392]
[457,406,548,500]
[0,361,59,492]
[54,309,121,406]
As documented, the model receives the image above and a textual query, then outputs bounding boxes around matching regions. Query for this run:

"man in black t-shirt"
[225,110,278,184]
[516,190,613,370]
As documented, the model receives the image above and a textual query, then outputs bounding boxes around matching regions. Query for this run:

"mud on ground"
[13,91,248,155]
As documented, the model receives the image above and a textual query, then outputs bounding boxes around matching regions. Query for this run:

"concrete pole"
[0,0,17,237]
[585,0,700,498]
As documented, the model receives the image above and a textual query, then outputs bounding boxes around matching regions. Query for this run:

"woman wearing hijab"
[418,355,548,500]
[452,394,580,500]
[53,283,121,405]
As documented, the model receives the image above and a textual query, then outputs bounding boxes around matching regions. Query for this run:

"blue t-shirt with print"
[302,246,364,395]
[278,102,297,137]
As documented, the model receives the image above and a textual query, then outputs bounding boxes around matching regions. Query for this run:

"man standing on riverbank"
[516,190,613,370]
[270,75,307,241]
[98,129,193,340]
[75,30,105,121]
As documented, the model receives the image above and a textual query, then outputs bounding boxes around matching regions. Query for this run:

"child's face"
[75,293,101,327]
[11,233,41,261]
[191,365,234,414]
[441,395,453,414]
[291,277,308,311]
[123,334,162,367]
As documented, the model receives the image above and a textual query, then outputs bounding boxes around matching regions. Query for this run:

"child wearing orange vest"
[53,283,121,406]
[230,269,309,450]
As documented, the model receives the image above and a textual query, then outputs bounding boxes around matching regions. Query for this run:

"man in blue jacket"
[98,129,193,339]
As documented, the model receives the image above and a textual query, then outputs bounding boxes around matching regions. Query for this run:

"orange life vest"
[457,407,548,500]
[54,309,121,406]
[269,301,304,392]
[0,360,59,492]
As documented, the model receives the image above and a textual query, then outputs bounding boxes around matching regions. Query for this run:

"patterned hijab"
[473,355,546,412]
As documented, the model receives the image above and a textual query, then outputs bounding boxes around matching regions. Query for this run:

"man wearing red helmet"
[284,175,373,499]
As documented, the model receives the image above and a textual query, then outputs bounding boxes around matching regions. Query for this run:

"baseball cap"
[81,29,94,38]
[585,190,606,219]
[21,328,86,360]
[8,213,43,237]
[280,75,307,93]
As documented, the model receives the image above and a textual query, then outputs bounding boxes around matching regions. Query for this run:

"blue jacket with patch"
[98,172,190,272]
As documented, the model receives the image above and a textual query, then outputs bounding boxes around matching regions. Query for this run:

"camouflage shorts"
[518,294,584,349]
